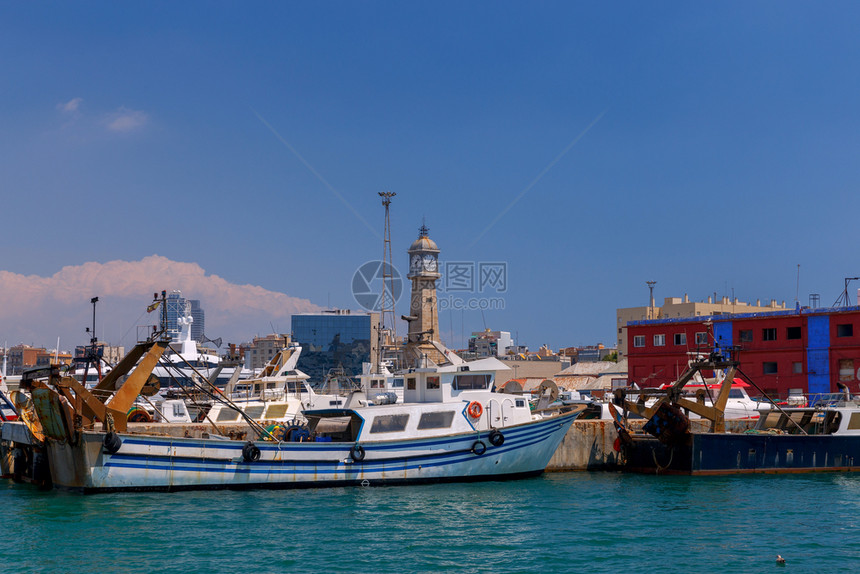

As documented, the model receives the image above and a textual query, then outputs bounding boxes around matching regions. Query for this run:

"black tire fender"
[350,444,366,461]
[103,432,123,454]
[471,440,487,456]
[242,441,261,462]
[488,430,505,447]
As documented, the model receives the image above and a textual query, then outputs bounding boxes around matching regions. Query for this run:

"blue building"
[291,310,379,383]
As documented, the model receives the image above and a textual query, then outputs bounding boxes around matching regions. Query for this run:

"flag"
[146,301,161,313]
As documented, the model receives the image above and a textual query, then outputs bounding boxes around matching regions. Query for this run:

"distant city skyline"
[3,3,859,352]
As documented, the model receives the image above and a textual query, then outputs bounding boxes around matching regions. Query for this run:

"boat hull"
[44,413,576,493]
[621,433,860,475]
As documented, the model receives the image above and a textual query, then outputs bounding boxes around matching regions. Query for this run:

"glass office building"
[291,311,378,383]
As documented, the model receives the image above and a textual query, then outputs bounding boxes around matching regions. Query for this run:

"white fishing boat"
[2,340,578,492]
[205,342,346,425]
[358,360,404,405]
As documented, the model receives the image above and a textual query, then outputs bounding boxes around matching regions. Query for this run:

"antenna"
[378,191,397,372]
[834,277,860,307]
[90,296,99,346]
[795,264,800,304]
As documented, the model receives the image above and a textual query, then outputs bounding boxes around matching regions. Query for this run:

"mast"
[378,191,397,373]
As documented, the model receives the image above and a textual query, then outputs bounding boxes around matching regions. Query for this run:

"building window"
[763,361,778,375]
[762,328,777,341]
[839,359,855,382]
[633,336,645,348]
[786,326,802,340]
[739,330,753,343]
[653,334,665,347]
[695,332,708,345]
[792,361,803,374]
[673,333,686,346]
[837,324,854,338]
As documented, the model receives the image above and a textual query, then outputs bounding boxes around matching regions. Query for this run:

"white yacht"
[152,314,250,387]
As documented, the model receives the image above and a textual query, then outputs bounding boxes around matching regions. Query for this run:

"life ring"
[488,430,505,447]
[471,440,487,456]
[467,401,483,418]
[242,441,261,462]
[350,444,366,462]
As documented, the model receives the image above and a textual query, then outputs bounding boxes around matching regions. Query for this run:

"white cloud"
[105,107,148,132]
[57,97,83,113]
[0,255,323,348]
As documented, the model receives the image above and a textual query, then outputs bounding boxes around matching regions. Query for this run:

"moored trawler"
[610,352,860,475]
[1,339,578,492]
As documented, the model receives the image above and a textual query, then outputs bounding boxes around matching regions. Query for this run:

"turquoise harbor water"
[3,472,859,573]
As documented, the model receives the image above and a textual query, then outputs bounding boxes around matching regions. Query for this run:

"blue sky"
[2,2,860,351]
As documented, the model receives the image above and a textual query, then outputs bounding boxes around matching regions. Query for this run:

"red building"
[626,306,860,398]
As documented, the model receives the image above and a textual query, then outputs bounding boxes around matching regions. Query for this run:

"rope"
[651,445,674,474]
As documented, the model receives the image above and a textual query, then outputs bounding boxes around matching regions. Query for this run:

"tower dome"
[408,224,439,253]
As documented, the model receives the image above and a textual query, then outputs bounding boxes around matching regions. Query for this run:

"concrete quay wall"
[546,419,758,471]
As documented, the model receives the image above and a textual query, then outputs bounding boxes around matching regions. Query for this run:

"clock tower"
[404,224,445,365]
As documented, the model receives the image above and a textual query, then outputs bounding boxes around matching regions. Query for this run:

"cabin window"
[837,324,854,338]
[172,404,185,417]
[848,413,860,430]
[216,409,240,422]
[739,330,753,343]
[391,378,404,388]
[673,333,686,346]
[265,404,289,419]
[653,334,665,347]
[371,379,384,388]
[515,399,526,408]
[426,376,440,390]
[695,332,708,345]
[786,326,802,340]
[452,374,492,390]
[417,411,455,430]
[762,328,777,341]
[369,414,410,433]
[633,336,645,348]
[763,362,778,375]
[839,359,855,382]
[245,405,265,419]
[792,362,803,374]
[407,377,416,390]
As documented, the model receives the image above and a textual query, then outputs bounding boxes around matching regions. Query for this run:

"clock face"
[411,254,421,272]
[423,254,437,272]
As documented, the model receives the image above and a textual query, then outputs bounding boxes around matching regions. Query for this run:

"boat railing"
[752,392,859,409]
